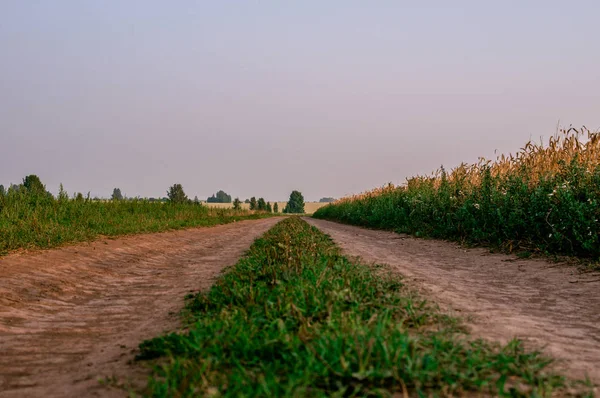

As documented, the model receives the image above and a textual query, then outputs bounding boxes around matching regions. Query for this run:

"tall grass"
[136,218,571,397]
[314,127,600,259]
[0,189,269,255]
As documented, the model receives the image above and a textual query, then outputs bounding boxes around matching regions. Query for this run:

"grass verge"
[136,217,582,397]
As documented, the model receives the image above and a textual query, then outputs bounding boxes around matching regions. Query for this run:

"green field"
[0,189,272,255]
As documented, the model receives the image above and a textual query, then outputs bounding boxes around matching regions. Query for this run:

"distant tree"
[244,199,251,204]
[319,197,336,203]
[194,195,200,204]
[23,175,47,196]
[207,190,232,203]
[233,197,242,210]
[167,183,188,204]
[75,192,84,202]
[283,190,305,214]
[266,202,272,212]
[0,185,5,197]
[112,188,124,201]
[273,202,279,213]
[257,197,267,211]
[249,197,257,210]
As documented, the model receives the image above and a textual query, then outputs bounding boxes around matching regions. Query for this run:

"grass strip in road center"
[136,217,582,397]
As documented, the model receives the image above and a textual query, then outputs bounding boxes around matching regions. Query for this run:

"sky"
[1,1,599,201]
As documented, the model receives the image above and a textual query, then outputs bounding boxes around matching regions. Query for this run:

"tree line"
[1,176,308,214]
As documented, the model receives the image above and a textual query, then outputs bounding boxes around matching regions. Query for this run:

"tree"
[193,196,200,204]
[257,198,267,211]
[112,188,123,201]
[207,190,232,203]
[22,175,47,196]
[233,197,242,210]
[266,202,272,212]
[284,190,305,214]
[75,192,84,202]
[0,185,5,197]
[319,197,336,203]
[249,197,257,210]
[273,202,279,213]
[244,199,251,204]
[167,183,188,204]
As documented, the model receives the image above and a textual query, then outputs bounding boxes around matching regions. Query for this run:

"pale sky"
[1,1,599,201]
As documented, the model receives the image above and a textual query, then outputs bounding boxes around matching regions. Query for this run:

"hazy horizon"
[2,2,599,201]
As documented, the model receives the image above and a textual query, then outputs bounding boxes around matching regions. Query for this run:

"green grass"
[0,190,272,255]
[136,217,578,397]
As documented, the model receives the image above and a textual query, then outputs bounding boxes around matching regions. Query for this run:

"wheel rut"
[306,218,600,384]
[0,217,281,397]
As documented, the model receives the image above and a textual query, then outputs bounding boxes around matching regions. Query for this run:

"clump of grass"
[137,218,571,397]
[0,190,270,255]
[314,127,600,260]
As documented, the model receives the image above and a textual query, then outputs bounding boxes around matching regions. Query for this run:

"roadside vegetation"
[0,176,272,255]
[314,128,600,260]
[136,217,577,397]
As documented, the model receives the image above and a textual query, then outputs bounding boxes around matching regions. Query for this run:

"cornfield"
[315,127,600,259]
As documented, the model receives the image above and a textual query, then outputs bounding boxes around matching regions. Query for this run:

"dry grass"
[202,201,329,214]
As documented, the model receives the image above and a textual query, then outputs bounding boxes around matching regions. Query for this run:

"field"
[0,191,272,255]
[1,130,599,397]
[314,127,600,261]
[202,201,329,214]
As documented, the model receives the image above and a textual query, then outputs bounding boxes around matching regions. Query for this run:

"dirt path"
[0,217,281,398]
[306,218,600,383]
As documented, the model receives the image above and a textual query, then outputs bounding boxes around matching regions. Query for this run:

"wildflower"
[473,203,480,210]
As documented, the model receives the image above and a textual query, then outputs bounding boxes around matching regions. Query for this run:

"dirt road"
[0,218,281,398]
[306,218,600,383]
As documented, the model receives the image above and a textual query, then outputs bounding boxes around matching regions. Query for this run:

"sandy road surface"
[0,217,281,398]
[306,218,600,383]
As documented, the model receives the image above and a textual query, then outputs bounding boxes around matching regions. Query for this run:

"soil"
[306,218,600,385]
[0,217,281,398]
